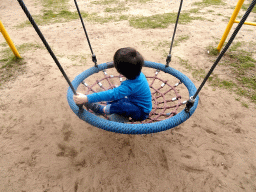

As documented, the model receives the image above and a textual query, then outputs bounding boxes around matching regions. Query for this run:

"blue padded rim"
[67,61,199,134]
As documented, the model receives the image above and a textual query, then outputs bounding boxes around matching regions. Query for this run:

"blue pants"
[108,98,148,121]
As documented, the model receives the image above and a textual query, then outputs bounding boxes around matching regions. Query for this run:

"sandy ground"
[1,0,256,191]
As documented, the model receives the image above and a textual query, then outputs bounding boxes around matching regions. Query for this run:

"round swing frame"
[67,61,199,134]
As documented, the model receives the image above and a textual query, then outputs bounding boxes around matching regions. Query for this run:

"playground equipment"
[217,0,256,51]
[0,20,21,58]
[17,0,256,134]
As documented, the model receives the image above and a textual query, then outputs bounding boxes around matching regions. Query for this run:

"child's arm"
[73,93,88,104]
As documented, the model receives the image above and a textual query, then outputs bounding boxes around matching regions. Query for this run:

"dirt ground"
[1,0,256,191]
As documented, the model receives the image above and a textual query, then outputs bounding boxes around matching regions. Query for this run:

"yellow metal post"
[0,20,21,58]
[217,0,245,52]
[234,20,256,26]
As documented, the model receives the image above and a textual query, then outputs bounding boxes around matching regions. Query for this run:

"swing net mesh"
[77,67,188,124]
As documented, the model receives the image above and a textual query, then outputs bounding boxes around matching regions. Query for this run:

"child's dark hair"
[113,47,144,80]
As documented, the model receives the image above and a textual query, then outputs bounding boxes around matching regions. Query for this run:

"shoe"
[84,103,104,115]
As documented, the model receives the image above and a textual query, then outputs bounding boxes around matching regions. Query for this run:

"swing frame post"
[0,20,21,58]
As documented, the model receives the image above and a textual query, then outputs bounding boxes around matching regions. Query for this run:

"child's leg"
[104,98,146,121]
[84,102,105,114]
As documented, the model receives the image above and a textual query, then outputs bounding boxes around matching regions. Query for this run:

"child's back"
[74,47,152,121]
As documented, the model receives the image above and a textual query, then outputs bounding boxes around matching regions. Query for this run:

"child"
[73,47,152,121]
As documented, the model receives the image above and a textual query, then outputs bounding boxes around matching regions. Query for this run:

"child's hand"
[73,93,88,104]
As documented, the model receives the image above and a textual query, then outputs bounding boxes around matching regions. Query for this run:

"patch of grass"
[206,41,256,104]
[17,10,88,27]
[0,56,26,87]
[0,56,24,69]
[19,43,44,52]
[222,18,230,22]
[157,40,170,49]
[235,97,240,101]
[207,45,219,56]
[67,55,87,65]
[242,3,256,13]
[252,94,256,102]
[0,43,44,87]
[91,0,119,5]
[219,80,236,89]
[178,57,193,72]
[215,13,223,16]
[1,43,43,59]
[0,42,8,47]
[17,0,83,28]
[207,74,234,88]
[229,41,243,52]
[88,14,118,23]
[192,69,206,80]
[126,0,151,2]
[129,12,203,29]
[238,76,256,89]
[41,0,69,10]
[193,0,225,7]
[105,6,129,13]
[147,37,188,57]
[173,35,189,47]
[119,15,129,20]
[241,102,249,108]
[40,10,80,24]
[93,0,151,4]
[178,53,256,106]
[189,8,200,14]
[17,8,129,27]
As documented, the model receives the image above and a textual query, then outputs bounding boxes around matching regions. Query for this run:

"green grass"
[92,0,150,4]
[67,55,87,65]
[91,0,119,5]
[207,45,219,56]
[241,102,249,108]
[189,8,201,14]
[0,43,44,87]
[17,10,83,27]
[173,35,189,47]
[179,40,256,105]
[178,58,193,72]
[0,55,25,87]
[129,13,203,29]
[192,69,206,81]
[238,76,256,89]
[0,56,23,69]
[206,41,256,104]
[242,3,256,13]
[41,0,69,10]
[17,8,129,27]
[229,41,242,52]
[17,0,203,29]
[208,76,236,89]
[104,6,129,13]
[126,0,151,2]
[0,42,8,47]
[193,0,225,7]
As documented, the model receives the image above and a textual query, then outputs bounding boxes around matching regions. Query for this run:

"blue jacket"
[87,72,152,114]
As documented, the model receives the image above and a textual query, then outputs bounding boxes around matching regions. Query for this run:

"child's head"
[113,47,144,80]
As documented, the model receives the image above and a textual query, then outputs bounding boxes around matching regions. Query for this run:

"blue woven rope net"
[67,61,199,134]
